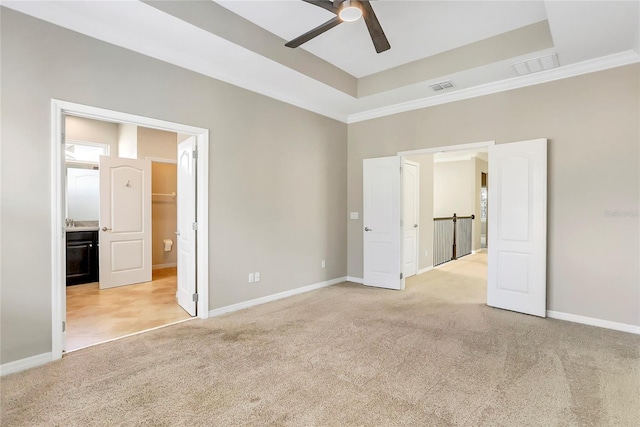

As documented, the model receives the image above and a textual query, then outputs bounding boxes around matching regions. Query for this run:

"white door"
[176,137,197,316]
[403,160,419,277]
[99,156,152,289]
[487,139,547,317]
[363,156,402,290]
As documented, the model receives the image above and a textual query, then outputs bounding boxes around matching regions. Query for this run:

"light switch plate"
[248,273,254,283]
[350,212,359,220]
[255,272,261,282]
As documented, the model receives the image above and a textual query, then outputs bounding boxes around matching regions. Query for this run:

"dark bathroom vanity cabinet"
[66,229,99,285]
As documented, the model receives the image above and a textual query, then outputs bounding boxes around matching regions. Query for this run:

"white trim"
[398,141,495,157]
[346,276,364,284]
[1,353,52,376]
[51,101,65,361]
[146,156,177,164]
[547,311,640,335]
[152,262,177,270]
[417,266,434,275]
[348,50,640,124]
[209,277,346,317]
[51,99,210,363]
[433,153,482,163]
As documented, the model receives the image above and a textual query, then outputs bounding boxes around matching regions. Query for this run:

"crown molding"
[347,50,640,124]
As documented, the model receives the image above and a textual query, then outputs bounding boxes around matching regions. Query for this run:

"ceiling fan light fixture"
[339,1,363,22]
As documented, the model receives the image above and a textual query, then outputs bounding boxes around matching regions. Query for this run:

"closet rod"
[152,192,176,198]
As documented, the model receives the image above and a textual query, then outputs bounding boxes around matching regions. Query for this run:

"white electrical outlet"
[425,250,428,257]
[248,273,254,283]
[255,272,261,282]
[321,260,326,268]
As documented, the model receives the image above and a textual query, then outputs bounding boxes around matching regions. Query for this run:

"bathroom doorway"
[51,100,210,360]
[63,116,191,351]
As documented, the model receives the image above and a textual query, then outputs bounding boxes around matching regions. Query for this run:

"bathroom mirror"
[66,166,100,221]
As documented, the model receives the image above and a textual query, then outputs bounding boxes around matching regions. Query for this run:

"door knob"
[414,224,418,228]
[364,227,372,232]
[175,231,180,236]
[101,227,112,232]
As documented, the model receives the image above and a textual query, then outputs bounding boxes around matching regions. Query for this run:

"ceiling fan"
[285,0,391,53]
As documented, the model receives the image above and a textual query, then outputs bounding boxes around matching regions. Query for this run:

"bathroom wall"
[65,115,119,156]
[138,127,178,161]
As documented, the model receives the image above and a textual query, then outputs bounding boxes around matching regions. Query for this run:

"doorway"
[51,100,210,361]
[63,116,193,351]
[363,139,548,317]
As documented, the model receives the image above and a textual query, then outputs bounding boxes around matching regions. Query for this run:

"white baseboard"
[1,352,52,376]
[209,276,347,317]
[417,266,434,275]
[547,310,640,335]
[346,276,364,284]
[153,263,177,270]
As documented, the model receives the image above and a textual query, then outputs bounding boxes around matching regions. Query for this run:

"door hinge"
[192,293,199,302]
[62,321,66,332]
[400,273,403,279]
[192,150,198,159]
[61,132,66,142]
[192,222,198,231]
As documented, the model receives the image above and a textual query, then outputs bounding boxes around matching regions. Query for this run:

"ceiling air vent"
[429,80,454,91]
[512,54,559,76]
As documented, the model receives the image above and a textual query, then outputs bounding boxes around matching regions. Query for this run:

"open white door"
[363,156,402,290]
[487,139,547,317]
[403,160,419,278]
[176,137,197,316]
[99,156,152,289]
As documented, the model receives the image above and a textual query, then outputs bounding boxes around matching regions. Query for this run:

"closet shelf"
[152,192,176,199]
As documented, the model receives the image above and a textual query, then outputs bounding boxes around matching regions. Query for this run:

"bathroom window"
[65,140,110,164]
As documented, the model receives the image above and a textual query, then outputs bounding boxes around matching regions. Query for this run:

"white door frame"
[51,99,210,361]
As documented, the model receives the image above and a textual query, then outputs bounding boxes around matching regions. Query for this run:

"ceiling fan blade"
[285,16,342,48]
[358,0,390,53]
[302,0,339,14]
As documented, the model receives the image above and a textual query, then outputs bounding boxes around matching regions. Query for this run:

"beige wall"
[406,154,435,270]
[433,157,487,251]
[434,160,475,218]
[65,115,118,156]
[349,64,639,327]
[138,127,178,162]
[151,162,178,267]
[0,9,347,364]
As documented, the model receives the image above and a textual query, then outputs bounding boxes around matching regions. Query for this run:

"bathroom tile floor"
[65,268,192,352]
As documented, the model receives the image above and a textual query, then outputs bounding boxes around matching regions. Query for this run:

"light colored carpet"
[2,253,639,426]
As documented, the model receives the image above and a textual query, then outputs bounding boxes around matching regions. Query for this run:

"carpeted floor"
[2,253,639,426]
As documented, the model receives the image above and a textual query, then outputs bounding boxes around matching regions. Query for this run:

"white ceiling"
[3,1,639,123]
[218,0,549,77]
